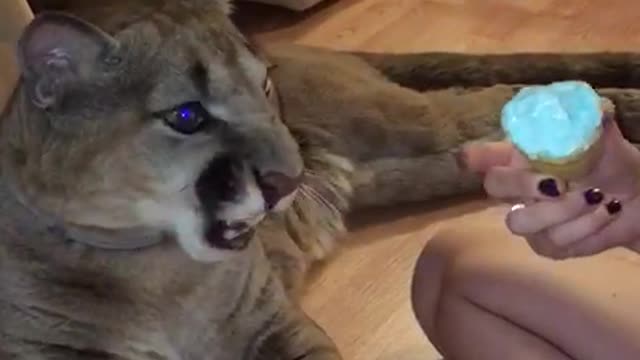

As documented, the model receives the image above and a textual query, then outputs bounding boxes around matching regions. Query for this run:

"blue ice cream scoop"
[501,81,602,161]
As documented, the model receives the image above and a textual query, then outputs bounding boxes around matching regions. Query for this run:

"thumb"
[581,112,640,186]
[601,112,628,150]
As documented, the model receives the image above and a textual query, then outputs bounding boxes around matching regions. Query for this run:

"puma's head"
[1,2,303,262]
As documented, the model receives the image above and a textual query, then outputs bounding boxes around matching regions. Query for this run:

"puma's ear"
[17,12,120,109]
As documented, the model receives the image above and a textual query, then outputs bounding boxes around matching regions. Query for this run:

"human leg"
[412,207,640,360]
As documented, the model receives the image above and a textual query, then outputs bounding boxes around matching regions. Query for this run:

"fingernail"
[584,188,604,205]
[538,178,560,197]
[606,200,622,215]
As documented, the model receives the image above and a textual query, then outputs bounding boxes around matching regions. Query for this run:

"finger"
[484,167,567,200]
[602,108,621,140]
[580,111,639,183]
[566,199,633,257]
[506,188,605,236]
[461,142,514,173]
[544,199,621,248]
[524,232,571,260]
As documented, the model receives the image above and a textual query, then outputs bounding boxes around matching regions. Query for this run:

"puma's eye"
[263,76,273,96]
[158,102,209,135]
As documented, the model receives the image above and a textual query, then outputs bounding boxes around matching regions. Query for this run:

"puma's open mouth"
[204,220,255,250]
[195,155,301,252]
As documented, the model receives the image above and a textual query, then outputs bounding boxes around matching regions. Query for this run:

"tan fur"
[4,1,640,359]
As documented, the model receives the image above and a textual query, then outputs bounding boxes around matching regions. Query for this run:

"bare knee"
[411,208,516,349]
[410,224,472,350]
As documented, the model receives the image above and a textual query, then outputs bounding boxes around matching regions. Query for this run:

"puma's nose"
[256,171,302,210]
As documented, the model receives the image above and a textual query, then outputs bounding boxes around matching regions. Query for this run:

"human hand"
[461,113,640,259]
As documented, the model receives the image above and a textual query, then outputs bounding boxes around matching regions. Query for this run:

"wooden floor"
[234,1,640,359]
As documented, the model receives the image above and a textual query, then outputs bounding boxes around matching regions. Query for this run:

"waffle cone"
[526,126,604,181]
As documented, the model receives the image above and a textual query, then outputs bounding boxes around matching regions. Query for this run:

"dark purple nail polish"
[538,178,560,197]
[606,200,622,215]
[584,188,604,205]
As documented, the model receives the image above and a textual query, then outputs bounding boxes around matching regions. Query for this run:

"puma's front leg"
[269,47,640,210]
[347,84,516,209]
[252,309,341,360]
[350,86,640,209]
[269,48,516,209]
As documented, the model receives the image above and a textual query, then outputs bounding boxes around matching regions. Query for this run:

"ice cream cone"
[502,81,611,181]
[525,98,612,180]
[526,127,603,180]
